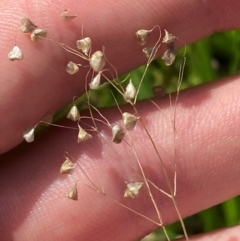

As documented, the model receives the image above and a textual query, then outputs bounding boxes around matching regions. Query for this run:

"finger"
[177,225,240,241]
[1,74,240,240]
[1,0,240,153]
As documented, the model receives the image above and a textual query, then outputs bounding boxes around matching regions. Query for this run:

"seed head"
[77,125,92,143]
[122,112,138,131]
[162,48,176,66]
[136,29,152,45]
[66,61,79,75]
[8,45,23,61]
[67,105,80,121]
[142,47,155,59]
[124,182,144,198]
[76,37,92,56]
[23,127,35,143]
[30,28,47,42]
[66,184,78,200]
[90,50,105,72]
[112,124,125,144]
[60,157,76,174]
[89,72,101,90]
[162,29,177,44]
[20,16,37,33]
[123,80,136,102]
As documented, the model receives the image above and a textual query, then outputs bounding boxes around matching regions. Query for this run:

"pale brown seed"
[20,16,37,33]
[122,112,138,131]
[30,28,47,42]
[8,45,23,61]
[23,127,35,143]
[67,105,80,121]
[162,29,177,44]
[136,29,152,45]
[89,72,101,90]
[123,80,136,102]
[60,157,76,174]
[162,48,176,66]
[112,124,125,144]
[61,9,77,21]
[124,182,144,198]
[66,184,78,200]
[142,47,154,58]
[90,51,105,72]
[76,37,92,55]
[66,61,79,75]
[77,125,92,143]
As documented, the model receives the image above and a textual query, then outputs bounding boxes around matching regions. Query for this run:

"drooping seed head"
[162,29,177,44]
[76,37,92,55]
[20,16,37,33]
[67,105,80,121]
[142,47,154,58]
[30,28,47,42]
[60,157,76,174]
[89,72,101,90]
[77,125,92,143]
[66,61,79,75]
[136,29,152,45]
[8,45,23,61]
[162,48,176,66]
[66,184,78,200]
[23,127,35,143]
[123,80,136,102]
[124,182,144,198]
[122,112,138,131]
[112,124,125,144]
[90,50,105,72]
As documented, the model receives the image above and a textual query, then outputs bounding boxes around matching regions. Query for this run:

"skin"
[1,0,240,240]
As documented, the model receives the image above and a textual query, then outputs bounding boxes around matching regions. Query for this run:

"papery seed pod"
[122,112,138,131]
[23,127,35,143]
[76,37,92,55]
[90,50,105,72]
[162,48,176,66]
[124,182,144,198]
[112,124,125,144]
[67,105,80,121]
[136,29,152,45]
[78,125,92,143]
[20,16,37,33]
[123,80,136,102]
[142,47,154,58]
[152,86,167,98]
[162,29,177,44]
[8,45,23,61]
[30,28,47,42]
[66,184,78,200]
[89,72,101,90]
[60,157,76,174]
[66,61,79,75]
[61,9,77,21]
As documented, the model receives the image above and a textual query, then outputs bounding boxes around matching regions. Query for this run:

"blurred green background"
[56,30,240,240]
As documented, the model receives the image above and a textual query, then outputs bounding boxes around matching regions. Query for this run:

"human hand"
[1,0,240,240]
